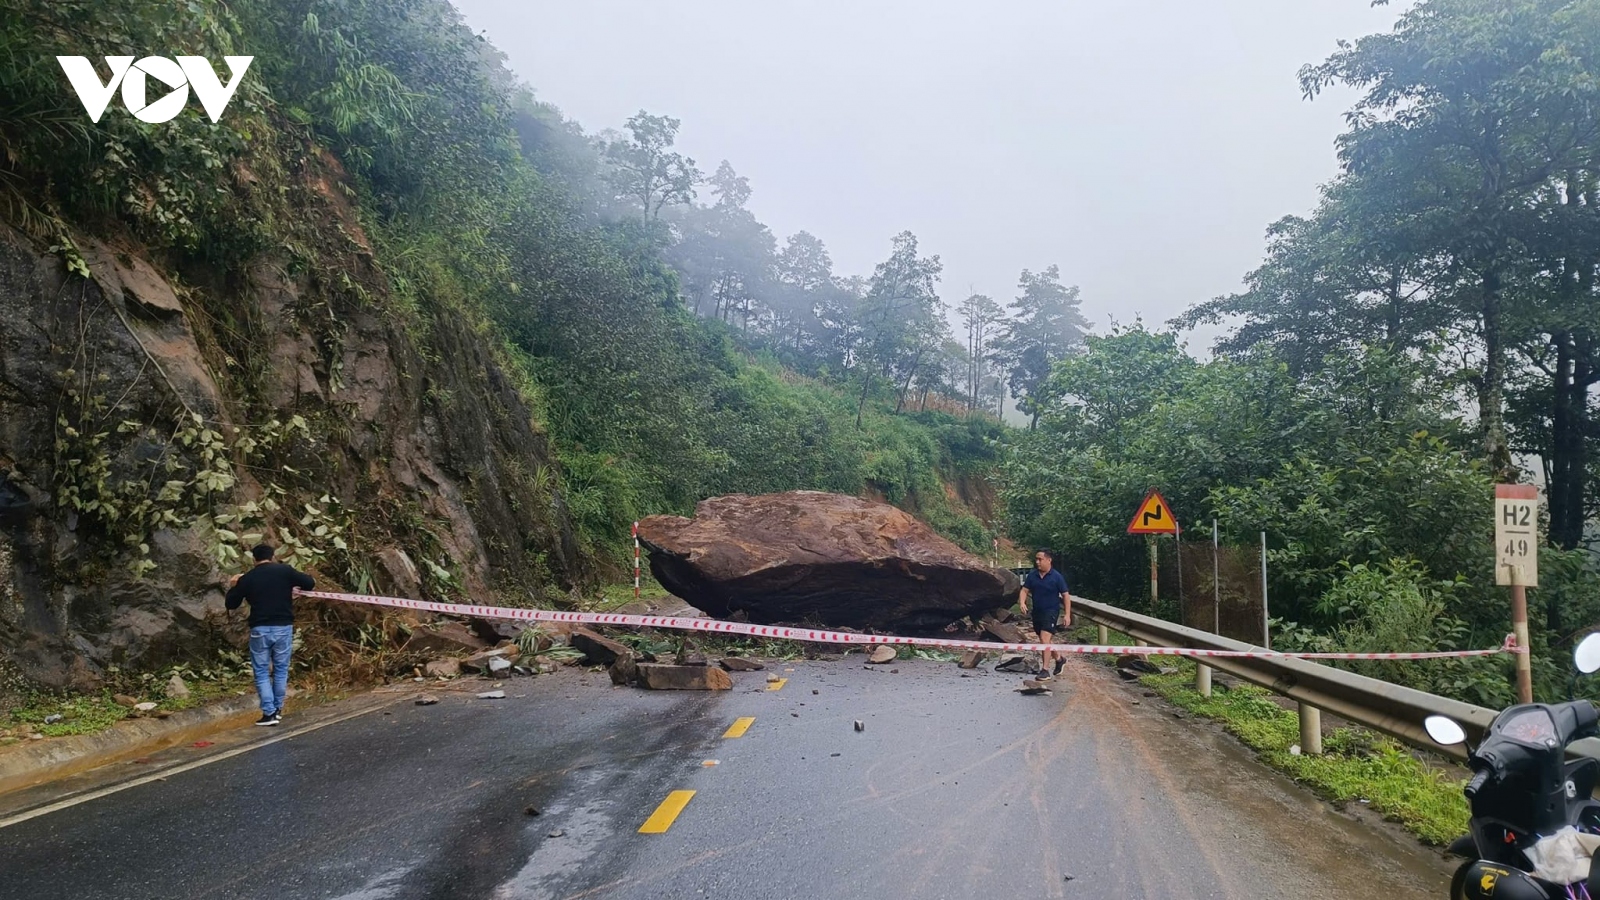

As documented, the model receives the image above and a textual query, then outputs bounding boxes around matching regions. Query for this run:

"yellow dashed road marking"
[639,790,696,834]
[766,678,787,692]
[723,717,755,738]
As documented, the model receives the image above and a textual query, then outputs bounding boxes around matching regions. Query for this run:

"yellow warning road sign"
[1127,491,1179,535]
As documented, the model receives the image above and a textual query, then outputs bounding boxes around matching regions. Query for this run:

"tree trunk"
[855,371,873,430]
[1479,269,1514,480]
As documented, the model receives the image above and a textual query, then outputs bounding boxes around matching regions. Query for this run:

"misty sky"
[450,1,1411,353]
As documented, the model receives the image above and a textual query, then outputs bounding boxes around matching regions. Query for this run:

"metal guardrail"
[1073,596,1503,761]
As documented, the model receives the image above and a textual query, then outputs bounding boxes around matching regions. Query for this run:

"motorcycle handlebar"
[1465,770,1491,798]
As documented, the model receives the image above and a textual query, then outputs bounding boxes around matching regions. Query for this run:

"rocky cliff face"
[0,158,582,695]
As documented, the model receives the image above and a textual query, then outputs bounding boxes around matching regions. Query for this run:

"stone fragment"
[568,628,633,667]
[635,664,732,691]
[980,616,1026,645]
[477,690,507,699]
[415,695,439,705]
[958,650,982,669]
[424,659,461,678]
[719,657,764,671]
[166,675,191,699]
[868,645,897,664]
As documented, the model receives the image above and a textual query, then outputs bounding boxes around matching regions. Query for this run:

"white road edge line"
[0,695,407,830]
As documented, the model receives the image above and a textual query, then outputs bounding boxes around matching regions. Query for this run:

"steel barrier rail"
[1073,596,1502,761]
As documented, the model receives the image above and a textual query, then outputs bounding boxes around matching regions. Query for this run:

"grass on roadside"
[0,648,266,742]
[583,577,673,613]
[1138,659,1469,845]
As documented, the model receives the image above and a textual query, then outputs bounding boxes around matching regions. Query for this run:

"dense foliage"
[1009,0,1600,705]
[0,0,1023,581]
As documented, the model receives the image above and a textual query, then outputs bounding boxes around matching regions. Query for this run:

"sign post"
[1127,491,1185,678]
[1127,490,1179,613]
[1495,484,1538,704]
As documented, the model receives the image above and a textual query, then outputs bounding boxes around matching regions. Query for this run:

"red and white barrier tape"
[297,590,1522,661]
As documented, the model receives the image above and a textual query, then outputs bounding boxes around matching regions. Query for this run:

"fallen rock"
[460,647,515,674]
[635,664,732,691]
[487,656,513,676]
[719,657,764,671]
[424,658,461,678]
[868,645,897,664]
[166,675,191,699]
[854,720,865,732]
[416,695,439,705]
[638,492,1020,631]
[407,621,490,656]
[979,616,1027,645]
[468,617,527,645]
[994,654,1029,672]
[524,805,540,816]
[958,650,982,669]
[1114,654,1162,674]
[134,702,158,712]
[609,654,638,686]
[373,547,423,600]
[113,693,139,708]
[477,690,507,700]
[1016,680,1051,695]
[569,628,633,667]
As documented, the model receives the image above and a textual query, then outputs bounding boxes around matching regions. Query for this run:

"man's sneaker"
[255,713,279,727]
[271,711,282,724]
[1035,668,1052,679]
[1053,658,1066,676]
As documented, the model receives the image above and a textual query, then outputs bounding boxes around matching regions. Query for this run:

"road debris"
[568,628,633,666]
[636,664,732,691]
[853,720,864,732]
[1016,679,1051,695]
[994,654,1029,673]
[720,657,764,671]
[958,650,982,669]
[423,659,461,678]
[980,616,1026,644]
[868,645,897,664]
[524,805,540,816]
[477,690,507,700]
[416,695,440,705]
[166,675,191,699]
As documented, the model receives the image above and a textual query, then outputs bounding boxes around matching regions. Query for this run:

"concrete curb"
[0,694,261,797]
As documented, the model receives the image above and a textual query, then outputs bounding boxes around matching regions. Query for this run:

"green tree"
[995,266,1089,429]
[604,111,701,220]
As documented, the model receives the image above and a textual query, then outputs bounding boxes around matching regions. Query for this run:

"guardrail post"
[1097,624,1109,645]
[1298,703,1322,755]
[1195,663,1212,697]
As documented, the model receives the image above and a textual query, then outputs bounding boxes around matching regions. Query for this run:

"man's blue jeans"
[248,625,293,715]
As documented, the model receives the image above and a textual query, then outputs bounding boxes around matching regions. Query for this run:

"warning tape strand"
[297,590,1522,661]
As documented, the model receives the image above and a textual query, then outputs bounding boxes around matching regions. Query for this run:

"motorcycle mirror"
[1424,715,1467,747]
[1576,633,1600,675]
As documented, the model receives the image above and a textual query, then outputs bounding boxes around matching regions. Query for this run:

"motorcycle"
[1426,633,1600,899]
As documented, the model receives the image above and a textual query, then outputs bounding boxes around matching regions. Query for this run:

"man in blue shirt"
[1019,549,1071,678]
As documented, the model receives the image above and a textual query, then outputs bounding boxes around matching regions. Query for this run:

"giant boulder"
[637,491,1018,632]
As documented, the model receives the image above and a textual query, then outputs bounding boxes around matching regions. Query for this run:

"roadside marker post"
[1495,484,1538,704]
[633,521,641,603]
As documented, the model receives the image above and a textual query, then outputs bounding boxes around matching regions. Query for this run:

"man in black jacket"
[225,544,315,726]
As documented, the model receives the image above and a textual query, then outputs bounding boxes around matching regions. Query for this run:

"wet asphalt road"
[0,656,1455,899]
